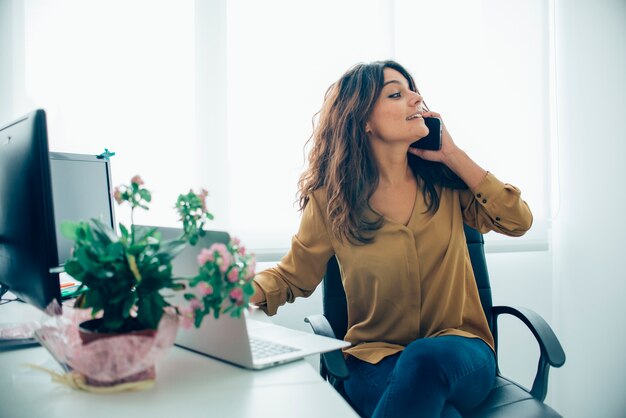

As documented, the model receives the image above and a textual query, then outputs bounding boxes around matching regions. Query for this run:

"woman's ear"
[365,121,371,134]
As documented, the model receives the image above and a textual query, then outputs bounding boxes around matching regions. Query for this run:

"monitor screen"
[0,109,60,312]
[49,152,116,266]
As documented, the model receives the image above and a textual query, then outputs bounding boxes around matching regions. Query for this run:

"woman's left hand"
[408,111,461,164]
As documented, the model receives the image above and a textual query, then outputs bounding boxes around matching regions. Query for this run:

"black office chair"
[305,224,565,417]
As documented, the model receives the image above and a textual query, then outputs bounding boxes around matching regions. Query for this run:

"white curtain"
[1,0,551,258]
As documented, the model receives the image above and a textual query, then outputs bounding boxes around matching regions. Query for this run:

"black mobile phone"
[411,117,442,151]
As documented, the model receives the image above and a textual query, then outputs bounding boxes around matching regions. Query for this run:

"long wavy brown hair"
[298,60,466,244]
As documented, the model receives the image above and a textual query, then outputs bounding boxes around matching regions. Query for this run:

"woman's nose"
[411,92,423,107]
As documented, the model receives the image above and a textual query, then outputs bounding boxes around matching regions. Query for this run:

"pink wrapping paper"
[36,302,178,386]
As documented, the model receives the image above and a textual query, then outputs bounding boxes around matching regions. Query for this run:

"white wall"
[0,0,25,123]
[487,251,554,394]
[551,0,626,416]
[0,0,12,121]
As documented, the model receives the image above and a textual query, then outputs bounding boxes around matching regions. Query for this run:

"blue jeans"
[343,336,496,418]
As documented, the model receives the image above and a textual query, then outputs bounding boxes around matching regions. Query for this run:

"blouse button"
[476,193,482,198]
[495,216,501,221]
[482,199,487,204]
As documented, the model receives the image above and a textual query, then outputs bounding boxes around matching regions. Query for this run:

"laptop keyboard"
[249,337,300,360]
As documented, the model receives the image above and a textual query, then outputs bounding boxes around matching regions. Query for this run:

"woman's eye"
[388,92,401,98]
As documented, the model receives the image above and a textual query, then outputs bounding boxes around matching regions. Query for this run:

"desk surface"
[0,301,358,418]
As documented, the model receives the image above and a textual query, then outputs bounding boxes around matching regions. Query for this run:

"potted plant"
[58,175,256,386]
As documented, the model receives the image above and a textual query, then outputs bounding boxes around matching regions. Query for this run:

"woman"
[249,60,532,417]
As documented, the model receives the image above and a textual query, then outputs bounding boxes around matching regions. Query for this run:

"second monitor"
[49,152,117,267]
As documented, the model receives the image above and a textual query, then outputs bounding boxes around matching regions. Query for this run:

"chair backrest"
[322,224,495,340]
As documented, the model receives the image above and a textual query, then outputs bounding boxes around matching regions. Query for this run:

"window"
[2,0,551,258]
[393,0,551,252]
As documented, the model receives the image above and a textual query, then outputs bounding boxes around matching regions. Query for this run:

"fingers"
[422,110,442,120]
[408,146,438,161]
[408,147,424,158]
[422,110,449,137]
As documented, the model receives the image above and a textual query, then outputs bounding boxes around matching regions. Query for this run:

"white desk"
[0,302,358,418]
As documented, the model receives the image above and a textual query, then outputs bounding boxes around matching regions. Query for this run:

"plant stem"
[131,206,135,245]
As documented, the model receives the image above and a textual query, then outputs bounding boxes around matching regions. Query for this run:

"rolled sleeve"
[253,270,290,316]
[461,172,533,236]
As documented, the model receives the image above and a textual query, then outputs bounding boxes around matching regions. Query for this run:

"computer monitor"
[49,152,116,267]
[0,109,61,312]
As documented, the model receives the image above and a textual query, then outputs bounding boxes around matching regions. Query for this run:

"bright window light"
[5,0,551,256]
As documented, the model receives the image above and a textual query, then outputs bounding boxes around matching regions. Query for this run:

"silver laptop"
[150,226,350,370]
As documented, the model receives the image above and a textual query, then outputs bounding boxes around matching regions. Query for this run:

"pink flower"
[189,298,202,311]
[245,259,256,280]
[227,267,239,283]
[130,175,144,186]
[197,188,209,212]
[197,248,214,266]
[209,243,227,256]
[112,187,122,204]
[238,246,246,256]
[197,282,213,295]
[229,288,243,304]
[179,304,199,329]
[231,237,241,246]
[180,314,194,329]
[208,243,231,273]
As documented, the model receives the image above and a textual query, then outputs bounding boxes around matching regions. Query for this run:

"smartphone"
[411,117,442,151]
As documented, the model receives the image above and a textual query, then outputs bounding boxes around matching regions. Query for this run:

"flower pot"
[78,318,156,345]
[77,318,159,387]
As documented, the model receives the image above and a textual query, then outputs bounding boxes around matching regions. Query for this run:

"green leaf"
[128,243,149,256]
[194,311,205,328]
[91,218,119,243]
[74,247,98,272]
[84,289,104,314]
[156,240,186,261]
[136,292,164,330]
[121,294,138,318]
[139,189,152,202]
[60,221,80,240]
[64,260,84,279]
[168,283,185,291]
[119,223,130,240]
[134,225,158,243]
[243,282,255,296]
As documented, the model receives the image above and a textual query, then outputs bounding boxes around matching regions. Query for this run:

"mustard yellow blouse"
[254,172,532,364]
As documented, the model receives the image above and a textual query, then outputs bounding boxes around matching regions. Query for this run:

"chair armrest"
[305,315,350,381]
[492,305,566,401]
[492,306,565,367]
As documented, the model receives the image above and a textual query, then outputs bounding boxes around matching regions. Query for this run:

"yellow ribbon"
[24,364,154,393]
